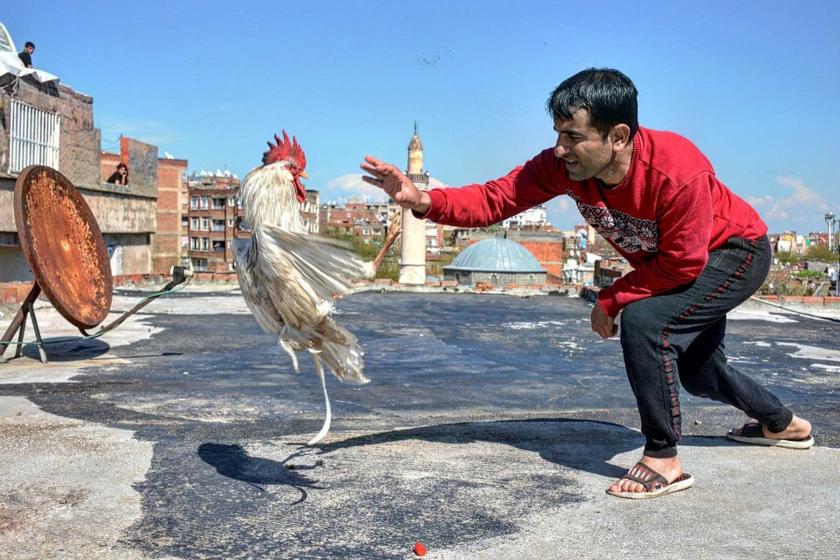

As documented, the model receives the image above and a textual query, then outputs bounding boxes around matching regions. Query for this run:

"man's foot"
[727,415,814,449]
[606,455,693,499]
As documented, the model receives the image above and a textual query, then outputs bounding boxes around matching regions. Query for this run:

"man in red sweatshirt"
[361,68,813,499]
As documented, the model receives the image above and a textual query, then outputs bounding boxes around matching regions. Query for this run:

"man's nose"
[554,142,570,158]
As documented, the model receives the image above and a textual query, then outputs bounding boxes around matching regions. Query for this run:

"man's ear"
[610,124,631,151]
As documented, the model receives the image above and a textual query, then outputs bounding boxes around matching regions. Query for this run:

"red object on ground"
[413,541,427,556]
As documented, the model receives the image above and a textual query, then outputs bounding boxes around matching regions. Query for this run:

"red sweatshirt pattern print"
[567,191,658,253]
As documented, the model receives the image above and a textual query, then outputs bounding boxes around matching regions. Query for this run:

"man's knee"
[620,300,661,341]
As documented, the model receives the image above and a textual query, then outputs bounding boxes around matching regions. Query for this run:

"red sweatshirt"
[421,127,767,317]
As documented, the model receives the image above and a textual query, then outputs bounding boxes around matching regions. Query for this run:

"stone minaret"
[399,123,428,285]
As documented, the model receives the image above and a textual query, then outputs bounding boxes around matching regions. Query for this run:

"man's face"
[25,45,34,54]
[553,110,615,181]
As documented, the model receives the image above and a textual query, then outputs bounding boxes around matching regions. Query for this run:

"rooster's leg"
[306,354,332,446]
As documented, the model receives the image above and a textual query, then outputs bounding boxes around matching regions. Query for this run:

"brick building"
[101,141,189,275]
[1,74,184,301]
[186,173,241,273]
[319,201,398,242]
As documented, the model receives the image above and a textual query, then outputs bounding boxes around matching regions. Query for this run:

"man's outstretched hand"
[361,156,431,213]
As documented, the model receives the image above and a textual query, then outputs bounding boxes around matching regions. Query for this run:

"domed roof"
[444,238,546,273]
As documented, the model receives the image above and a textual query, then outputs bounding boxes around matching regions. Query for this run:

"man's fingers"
[361,175,384,187]
[361,156,401,179]
[360,162,385,178]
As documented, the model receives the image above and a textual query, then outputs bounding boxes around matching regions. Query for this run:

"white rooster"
[234,131,400,444]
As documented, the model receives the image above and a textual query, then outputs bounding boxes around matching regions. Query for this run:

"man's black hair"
[547,68,638,140]
[25,41,35,49]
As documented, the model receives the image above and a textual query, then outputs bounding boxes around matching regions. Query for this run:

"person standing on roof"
[361,67,813,500]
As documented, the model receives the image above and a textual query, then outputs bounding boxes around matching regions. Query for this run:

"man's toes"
[619,480,639,493]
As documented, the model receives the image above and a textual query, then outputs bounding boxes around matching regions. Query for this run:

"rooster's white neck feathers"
[240,161,305,233]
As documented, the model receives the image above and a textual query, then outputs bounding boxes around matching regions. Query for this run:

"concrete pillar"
[400,125,428,285]
[400,206,427,285]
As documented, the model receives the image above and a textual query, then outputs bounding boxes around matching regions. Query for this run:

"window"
[200,196,209,209]
[201,237,209,250]
[212,220,225,232]
[227,218,234,227]
[190,196,199,209]
[190,237,200,250]
[228,197,235,206]
[192,258,208,271]
[191,217,199,230]
[8,100,60,173]
[213,197,225,210]
[201,217,209,231]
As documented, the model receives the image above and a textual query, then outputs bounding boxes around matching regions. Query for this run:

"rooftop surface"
[0,287,838,559]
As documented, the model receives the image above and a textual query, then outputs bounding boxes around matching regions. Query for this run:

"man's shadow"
[199,418,736,501]
[320,418,645,479]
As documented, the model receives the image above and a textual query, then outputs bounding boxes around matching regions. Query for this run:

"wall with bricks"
[154,158,188,274]
[121,137,158,197]
[518,240,565,277]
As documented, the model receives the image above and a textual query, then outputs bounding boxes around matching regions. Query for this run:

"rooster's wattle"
[234,132,400,444]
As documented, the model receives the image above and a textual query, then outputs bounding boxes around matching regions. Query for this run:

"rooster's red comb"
[262,130,307,169]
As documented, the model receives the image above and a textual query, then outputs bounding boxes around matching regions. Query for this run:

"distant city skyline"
[4,1,838,235]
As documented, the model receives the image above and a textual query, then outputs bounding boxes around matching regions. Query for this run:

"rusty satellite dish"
[15,165,113,328]
[1,165,191,364]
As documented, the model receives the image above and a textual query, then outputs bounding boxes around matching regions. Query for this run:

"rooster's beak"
[299,170,309,179]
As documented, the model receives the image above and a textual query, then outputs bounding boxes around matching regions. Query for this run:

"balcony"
[5,99,61,175]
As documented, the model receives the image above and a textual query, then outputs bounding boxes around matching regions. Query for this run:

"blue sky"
[5,1,839,233]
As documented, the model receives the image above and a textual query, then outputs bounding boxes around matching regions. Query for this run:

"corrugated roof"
[444,238,546,273]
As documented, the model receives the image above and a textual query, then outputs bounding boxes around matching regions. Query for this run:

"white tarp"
[0,21,58,83]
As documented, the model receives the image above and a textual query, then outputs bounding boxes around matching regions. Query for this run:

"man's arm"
[361,149,564,227]
[596,174,715,318]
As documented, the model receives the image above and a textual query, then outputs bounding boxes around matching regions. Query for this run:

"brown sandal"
[727,422,814,449]
[606,461,694,499]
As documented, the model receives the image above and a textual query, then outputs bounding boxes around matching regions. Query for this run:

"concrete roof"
[0,289,837,558]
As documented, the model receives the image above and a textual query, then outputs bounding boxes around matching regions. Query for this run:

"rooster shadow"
[197,442,324,505]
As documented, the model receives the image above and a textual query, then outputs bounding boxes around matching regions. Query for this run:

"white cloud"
[321,173,451,204]
[747,175,830,224]
[428,177,448,189]
[323,173,390,203]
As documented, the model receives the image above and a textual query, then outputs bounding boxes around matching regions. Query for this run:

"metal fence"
[8,99,60,174]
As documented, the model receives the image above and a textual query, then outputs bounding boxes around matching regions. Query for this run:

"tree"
[805,243,837,262]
